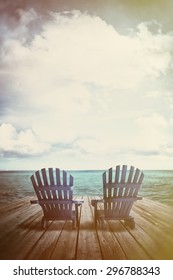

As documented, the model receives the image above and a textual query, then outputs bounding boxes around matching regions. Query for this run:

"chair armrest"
[103,197,142,203]
[31,199,84,205]
[72,200,84,227]
[72,200,84,206]
[91,199,103,225]
[91,199,103,207]
[30,199,39,204]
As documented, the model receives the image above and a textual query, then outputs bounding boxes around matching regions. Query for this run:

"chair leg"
[72,219,76,229]
[95,218,97,226]
[100,217,105,228]
[94,206,98,226]
[75,205,79,228]
[41,217,46,229]
[125,217,135,229]
[41,217,49,229]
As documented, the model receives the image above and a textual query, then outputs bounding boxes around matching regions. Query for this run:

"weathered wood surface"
[0,196,173,260]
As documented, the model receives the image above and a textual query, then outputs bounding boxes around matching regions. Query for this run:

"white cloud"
[2,11,173,89]
[132,113,169,155]
[136,113,168,128]
[144,90,162,98]
[1,10,173,168]
[0,123,50,157]
[17,8,38,26]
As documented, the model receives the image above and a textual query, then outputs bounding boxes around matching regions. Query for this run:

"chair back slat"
[42,168,49,185]
[49,168,55,185]
[121,165,127,183]
[118,165,127,197]
[49,168,56,199]
[103,171,107,198]
[115,165,120,183]
[108,168,112,183]
[56,168,61,185]
[35,170,47,200]
[108,168,112,198]
[55,168,62,200]
[42,168,52,200]
[113,165,119,197]
[138,172,144,184]
[133,168,140,183]
[63,170,67,186]
[36,170,43,186]
[103,165,144,218]
[30,168,74,219]
[127,166,134,183]
[63,171,68,201]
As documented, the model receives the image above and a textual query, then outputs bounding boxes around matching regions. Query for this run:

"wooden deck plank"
[8,216,45,260]
[108,221,150,259]
[130,198,173,259]
[50,197,83,260]
[0,206,41,240]
[0,214,42,259]
[89,197,127,260]
[0,201,44,259]
[26,196,83,260]
[89,197,173,260]
[131,212,173,259]
[90,197,155,259]
[76,197,102,260]
[134,199,173,243]
[0,200,42,245]
[0,197,32,213]
[26,221,65,260]
[95,224,127,260]
[122,220,159,259]
[134,199,173,230]
[50,221,78,260]
[0,196,173,260]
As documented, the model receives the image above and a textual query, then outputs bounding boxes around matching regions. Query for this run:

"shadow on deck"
[0,196,173,260]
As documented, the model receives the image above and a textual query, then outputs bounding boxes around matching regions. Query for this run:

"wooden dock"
[0,196,173,260]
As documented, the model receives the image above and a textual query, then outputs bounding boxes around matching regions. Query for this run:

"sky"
[0,0,173,170]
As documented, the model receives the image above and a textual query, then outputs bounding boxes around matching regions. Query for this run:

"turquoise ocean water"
[0,170,173,206]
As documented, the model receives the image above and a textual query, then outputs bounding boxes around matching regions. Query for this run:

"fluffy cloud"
[131,113,170,156]
[2,11,172,90]
[1,9,173,168]
[0,123,50,157]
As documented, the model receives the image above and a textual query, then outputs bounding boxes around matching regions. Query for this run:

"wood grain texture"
[0,196,173,260]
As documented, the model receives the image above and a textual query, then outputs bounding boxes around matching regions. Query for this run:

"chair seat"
[96,210,132,220]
